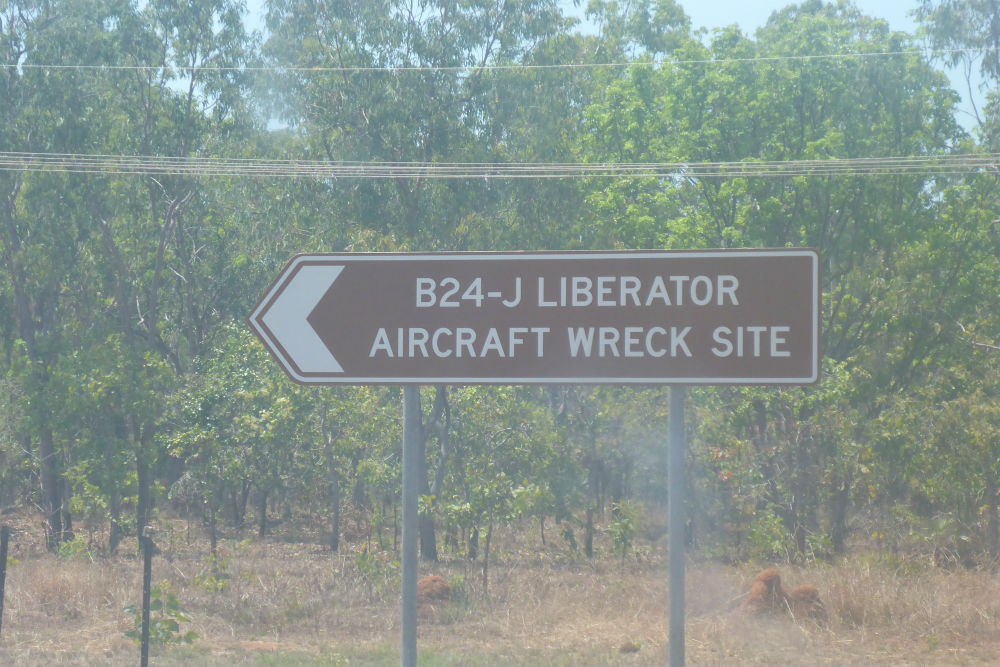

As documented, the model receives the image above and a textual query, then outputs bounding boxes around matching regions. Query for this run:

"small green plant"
[355,548,399,602]
[747,505,792,561]
[609,501,640,563]
[194,553,231,592]
[124,581,198,647]
[57,534,95,561]
[447,573,469,606]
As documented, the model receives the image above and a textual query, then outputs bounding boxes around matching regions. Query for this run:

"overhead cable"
[3,46,997,74]
[0,151,996,179]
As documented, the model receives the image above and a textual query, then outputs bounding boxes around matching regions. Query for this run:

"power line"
[0,151,996,179]
[3,46,996,74]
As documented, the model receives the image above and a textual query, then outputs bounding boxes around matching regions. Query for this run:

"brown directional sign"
[247,250,820,385]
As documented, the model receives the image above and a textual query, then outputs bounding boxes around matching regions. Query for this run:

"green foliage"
[354,549,400,601]
[194,554,231,593]
[447,574,469,607]
[1,0,999,570]
[608,501,640,562]
[56,535,96,561]
[124,582,198,647]
[747,505,794,562]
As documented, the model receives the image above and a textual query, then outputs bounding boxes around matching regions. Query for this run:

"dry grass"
[0,518,999,665]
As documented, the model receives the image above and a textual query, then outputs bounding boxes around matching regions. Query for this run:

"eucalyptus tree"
[263,0,566,248]
[262,0,593,559]
[81,0,258,546]
[581,0,967,556]
[916,0,1000,147]
[905,0,1000,562]
[1,0,263,548]
[442,385,559,588]
[0,0,132,548]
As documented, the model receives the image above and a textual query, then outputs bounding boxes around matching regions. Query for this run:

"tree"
[443,386,559,590]
[85,0,257,546]
[579,0,970,556]
[916,0,1000,146]
[1,0,128,548]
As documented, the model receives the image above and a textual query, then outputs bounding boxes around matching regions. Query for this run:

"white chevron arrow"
[250,261,344,380]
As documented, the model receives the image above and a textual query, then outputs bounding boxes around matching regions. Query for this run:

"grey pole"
[401,385,421,667]
[140,529,154,667]
[0,525,10,638]
[668,385,686,667]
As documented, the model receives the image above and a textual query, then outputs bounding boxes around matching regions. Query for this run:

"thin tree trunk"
[584,508,594,558]
[109,493,122,554]
[232,482,249,527]
[39,427,62,551]
[415,392,437,561]
[393,501,398,551]
[468,524,479,561]
[258,490,267,538]
[585,448,599,558]
[482,515,494,597]
[830,477,850,555]
[418,386,450,562]
[61,474,73,542]
[419,511,437,562]
[330,475,341,552]
[208,510,218,556]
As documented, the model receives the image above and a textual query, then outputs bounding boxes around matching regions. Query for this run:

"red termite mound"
[788,584,827,621]
[743,568,788,615]
[417,574,451,605]
[742,568,826,621]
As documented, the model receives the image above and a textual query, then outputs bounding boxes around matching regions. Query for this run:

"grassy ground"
[1,515,999,665]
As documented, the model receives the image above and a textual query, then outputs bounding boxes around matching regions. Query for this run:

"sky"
[675,0,917,34]
[244,0,921,34]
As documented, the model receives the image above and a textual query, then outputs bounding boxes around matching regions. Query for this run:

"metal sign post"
[0,525,10,638]
[140,530,153,667]
[400,386,420,667]
[668,385,686,667]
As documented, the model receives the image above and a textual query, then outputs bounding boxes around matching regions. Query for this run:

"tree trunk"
[208,510,218,556]
[482,515,494,597]
[257,490,267,538]
[109,493,122,554]
[232,482,249,527]
[61,475,74,542]
[830,477,850,555]
[351,460,367,509]
[415,392,437,562]
[393,501,398,551]
[584,508,594,558]
[330,475,341,553]
[38,427,62,551]
[468,524,479,561]
[419,511,437,562]
[585,444,600,558]
[417,386,449,562]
